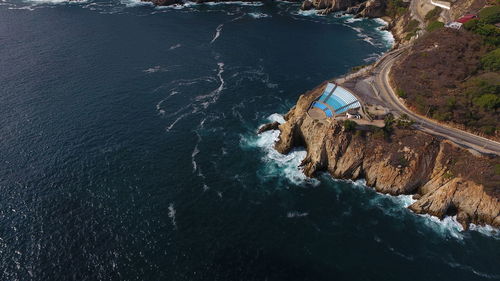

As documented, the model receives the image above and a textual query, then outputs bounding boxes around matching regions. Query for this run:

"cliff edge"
[263,84,500,229]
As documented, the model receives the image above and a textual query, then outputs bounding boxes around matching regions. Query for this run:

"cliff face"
[267,85,500,229]
[301,0,385,17]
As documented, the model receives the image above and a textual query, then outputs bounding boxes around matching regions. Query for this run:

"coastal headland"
[257,0,500,228]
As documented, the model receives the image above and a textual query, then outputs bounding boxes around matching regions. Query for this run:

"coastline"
[257,5,500,230]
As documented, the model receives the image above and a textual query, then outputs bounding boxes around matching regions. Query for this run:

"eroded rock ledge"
[262,84,500,229]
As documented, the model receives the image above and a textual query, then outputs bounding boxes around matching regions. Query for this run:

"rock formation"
[261,83,500,229]
[300,0,385,17]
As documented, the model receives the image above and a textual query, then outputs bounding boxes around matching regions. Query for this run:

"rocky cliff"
[262,84,500,229]
[301,0,386,17]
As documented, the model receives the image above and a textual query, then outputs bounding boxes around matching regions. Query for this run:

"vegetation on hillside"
[424,6,442,22]
[426,20,445,32]
[385,0,409,17]
[392,4,500,138]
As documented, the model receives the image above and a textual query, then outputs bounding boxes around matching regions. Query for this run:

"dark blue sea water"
[0,1,499,280]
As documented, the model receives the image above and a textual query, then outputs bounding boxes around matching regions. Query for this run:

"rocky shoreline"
[259,80,499,229]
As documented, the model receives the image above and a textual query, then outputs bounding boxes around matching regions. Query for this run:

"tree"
[479,5,500,24]
[481,48,500,71]
[343,120,357,132]
[474,94,500,110]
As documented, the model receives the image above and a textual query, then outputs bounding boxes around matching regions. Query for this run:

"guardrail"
[430,0,450,10]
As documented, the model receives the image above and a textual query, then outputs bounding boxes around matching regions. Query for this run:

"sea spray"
[241,114,319,186]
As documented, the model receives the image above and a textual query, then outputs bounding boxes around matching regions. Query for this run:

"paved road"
[369,49,500,156]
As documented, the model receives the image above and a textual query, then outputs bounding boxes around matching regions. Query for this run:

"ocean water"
[0,1,498,280]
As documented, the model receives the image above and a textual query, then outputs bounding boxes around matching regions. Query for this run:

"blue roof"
[311,83,360,116]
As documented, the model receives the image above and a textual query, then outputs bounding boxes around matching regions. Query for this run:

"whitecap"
[418,214,464,240]
[267,113,285,124]
[26,0,87,4]
[202,1,263,6]
[169,43,182,50]
[120,0,152,7]
[292,9,324,17]
[143,65,163,73]
[210,24,223,44]
[344,16,363,23]
[248,12,271,19]
[168,203,177,228]
[287,211,309,218]
[469,224,500,239]
[373,18,394,48]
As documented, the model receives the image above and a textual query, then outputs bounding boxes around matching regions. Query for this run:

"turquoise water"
[0,1,499,280]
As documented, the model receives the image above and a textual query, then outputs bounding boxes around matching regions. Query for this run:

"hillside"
[391,4,500,139]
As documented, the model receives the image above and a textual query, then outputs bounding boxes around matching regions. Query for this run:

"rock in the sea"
[301,0,314,10]
[257,121,280,134]
[271,83,500,229]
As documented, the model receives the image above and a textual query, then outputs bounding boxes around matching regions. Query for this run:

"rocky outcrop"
[357,0,385,17]
[269,84,500,229]
[300,0,385,17]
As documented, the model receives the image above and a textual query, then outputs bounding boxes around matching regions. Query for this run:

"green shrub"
[405,19,420,32]
[343,120,357,131]
[396,114,415,128]
[386,0,409,17]
[473,94,500,110]
[495,163,500,175]
[425,6,442,22]
[479,5,500,24]
[396,89,407,98]
[426,20,444,32]
[466,7,500,46]
[481,48,500,71]
[463,18,480,31]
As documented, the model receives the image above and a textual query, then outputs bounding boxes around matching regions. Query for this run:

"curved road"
[371,49,500,156]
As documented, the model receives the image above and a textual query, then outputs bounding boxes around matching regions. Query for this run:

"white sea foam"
[248,12,271,19]
[168,203,177,228]
[169,43,182,50]
[210,24,223,44]
[194,62,225,108]
[374,18,395,48]
[191,144,199,173]
[344,16,363,23]
[363,52,382,63]
[165,112,189,131]
[120,0,152,7]
[242,114,319,186]
[143,65,164,73]
[469,224,500,239]
[266,113,285,124]
[293,9,324,17]
[287,211,309,218]
[418,214,464,239]
[203,1,263,6]
[26,0,87,4]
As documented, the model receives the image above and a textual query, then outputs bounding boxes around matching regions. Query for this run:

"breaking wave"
[248,12,271,19]
[241,114,319,186]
